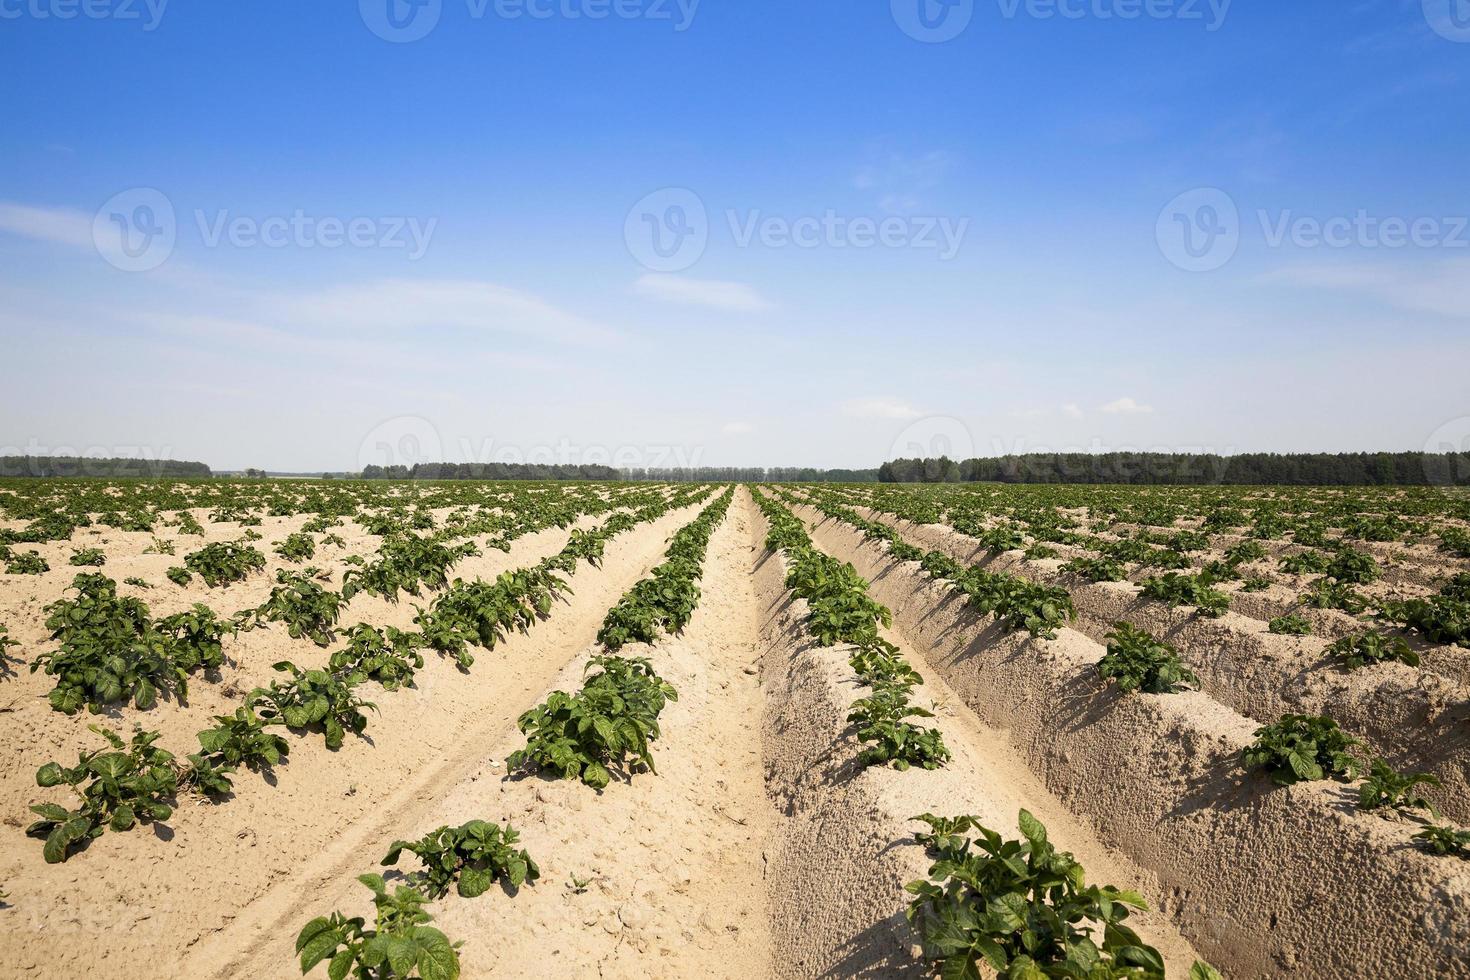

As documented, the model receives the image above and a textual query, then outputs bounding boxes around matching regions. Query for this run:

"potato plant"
[1243,714,1363,786]
[329,624,424,691]
[1139,573,1229,618]
[275,532,317,563]
[1357,759,1440,816]
[1268,614,1313,636]
[248,662,376,751]
[905,810,1169,979]
[241,569,345,646]
[27,726,176,863]
[1331,631,1419,671]
[1098,623,1199,695]
[6,551,49,575]
[297,875,461,980]
[847,682,951,771]
[184,540,266,587]
[507,654,677,790]
[68,547,106,567]
[382,820,539,898]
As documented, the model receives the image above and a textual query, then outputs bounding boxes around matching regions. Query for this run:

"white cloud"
[271,279,622,346]
[0,202,94,249]
[631,274,772,312]
[1100,397,1154,415]
[721,421,754,435]
[1062,403,1084,419]
[841,396,925,420]
[1268,260,1470,319]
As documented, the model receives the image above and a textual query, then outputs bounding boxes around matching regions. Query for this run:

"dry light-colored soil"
[1,488,1467,979]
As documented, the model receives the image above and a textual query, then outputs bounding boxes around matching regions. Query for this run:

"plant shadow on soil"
[816,911,925,980]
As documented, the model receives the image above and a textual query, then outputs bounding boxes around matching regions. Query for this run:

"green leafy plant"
[1326,547,1380,585]
[144,537,176,556]
[1299,580,1368,614]
[507,654,677,789]
[243,569,345,646]
[1241,575,1273,592]
[1097,623,1199,695]
[416,567,566,669]
[1278,550,1329,575]
[69,547,106,567]
[1060,556,1127,583]
[1139,573,1229,618]
[905,810,1167,980]
[1268,614,1313,636]
[847,683,950,771]
[6,551,49,575]
[1330,631,1419,670]
[27,726,176,863]
[184,540,266,587]
[1357,758,1440,816]
[166,566,192,587]
[248,662,376,751]
[33,573,185,713]
[195,705,290,771]
[1243,714,1363,786]
[275,532,317,563]
[329,625,424,691]
[1377,596,1470,648]
[382,820,540,899]
[1413,824,1470,859]
[296,875,461,980]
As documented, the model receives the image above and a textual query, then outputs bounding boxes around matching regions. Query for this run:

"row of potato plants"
[507,488,733,790]
[752,487,949,771]
[296,487,735,976]
[800,489,1470,863]
[25,489,711,865]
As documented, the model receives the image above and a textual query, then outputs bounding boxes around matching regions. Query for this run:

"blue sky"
[2,0,1468,471]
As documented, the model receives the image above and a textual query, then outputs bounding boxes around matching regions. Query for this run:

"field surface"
[1,479,1468,979]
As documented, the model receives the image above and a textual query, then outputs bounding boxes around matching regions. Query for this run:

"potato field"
[0,478,1467,979]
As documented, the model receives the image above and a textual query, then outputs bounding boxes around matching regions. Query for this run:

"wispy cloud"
[0,201,93,249]
[1100,397,1154,415]
[853,147,956,215]
[721,421,755,435]
[271,279,623,346]
[841,396,925,420]
[1268,259,1470,319]
[631,274,772,312]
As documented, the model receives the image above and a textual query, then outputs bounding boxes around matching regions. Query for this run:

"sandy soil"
[2,487,1467,979]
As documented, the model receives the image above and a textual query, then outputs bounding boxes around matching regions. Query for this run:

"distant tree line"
[877,452,1470,486]
[623,467,880,483]
[361,462,622,481]
[0,456,212,478]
